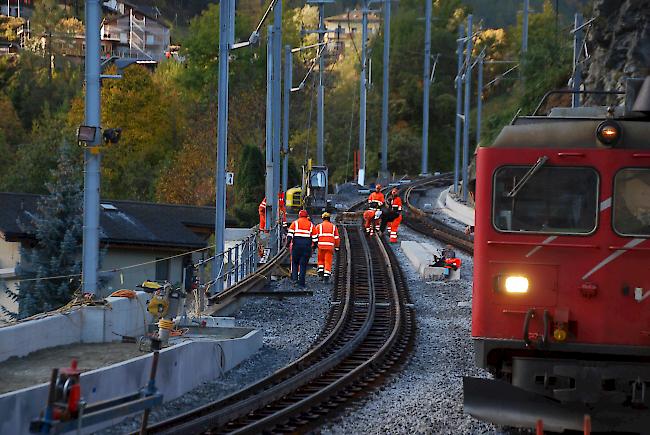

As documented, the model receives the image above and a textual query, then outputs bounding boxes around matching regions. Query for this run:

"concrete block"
[0,327,262,435]
[438,187,475,226]
[422,266,447,280]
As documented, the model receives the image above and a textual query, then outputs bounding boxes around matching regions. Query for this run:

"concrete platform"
[437,186,475,227]
[0,326,262,434]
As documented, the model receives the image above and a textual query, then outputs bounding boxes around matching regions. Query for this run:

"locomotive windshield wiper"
[506,155,549,198]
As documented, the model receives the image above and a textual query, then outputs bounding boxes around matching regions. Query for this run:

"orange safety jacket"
[288,217,314,240]
[312,221,340,250]
[390,196,403,212]
[259,197,267,214]
[368,191,385,207]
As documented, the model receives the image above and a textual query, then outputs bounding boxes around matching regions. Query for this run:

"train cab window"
[613,168,650,237]
[493,166,599,234]
[310,171,326,188]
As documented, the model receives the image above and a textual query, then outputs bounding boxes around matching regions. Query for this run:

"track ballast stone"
[322,225,506,435]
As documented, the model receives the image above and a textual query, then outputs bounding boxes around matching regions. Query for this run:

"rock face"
[583,0,650,104]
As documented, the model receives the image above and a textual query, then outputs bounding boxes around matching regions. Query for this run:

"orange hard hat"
[299,209,309,218]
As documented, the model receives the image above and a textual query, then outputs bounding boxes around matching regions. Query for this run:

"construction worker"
[278,192,287,224]
[363,206,382,235]
[258,197,267,231]
[368,184,385,208]
[288,209,314,287]
[385,188,403,242]
[312,212,340,281]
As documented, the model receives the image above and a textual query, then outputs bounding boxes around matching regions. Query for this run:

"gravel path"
[100,264,332,434]
[322,225,505,435]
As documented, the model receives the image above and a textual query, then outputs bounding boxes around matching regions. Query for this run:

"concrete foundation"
[0,291,263,434]
[437,187,475,227]
[0,327,261,434]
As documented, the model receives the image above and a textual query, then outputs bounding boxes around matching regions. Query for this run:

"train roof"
[490,77,650,150]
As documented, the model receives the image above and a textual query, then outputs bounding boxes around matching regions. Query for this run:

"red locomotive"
[464,78,650,433]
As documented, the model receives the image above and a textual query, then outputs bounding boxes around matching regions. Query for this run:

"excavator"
[285,159,331,213]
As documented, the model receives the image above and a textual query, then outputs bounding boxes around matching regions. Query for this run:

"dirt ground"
[0,342,144,394]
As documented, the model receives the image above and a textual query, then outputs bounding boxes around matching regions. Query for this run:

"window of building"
[155,258,170,281]
[493,166,599,234]
[146,34,154,45]
[613,168,650,237]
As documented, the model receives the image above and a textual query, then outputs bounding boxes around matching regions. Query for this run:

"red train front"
[464,79,650,433]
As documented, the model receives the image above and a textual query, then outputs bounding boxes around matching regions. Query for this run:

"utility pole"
[304,1,334,166]
[420,0,432,176]
[461,14,472,203]
[379,0,391,179]
[283,45,291,193]
[265,25,276,235]
[571,13,583,108]
[357,1,369,186]
[453,24,464,194]
[476,53,484,147]
[522,0,529,54]
[81,0,101,296]
[272,1,282,240]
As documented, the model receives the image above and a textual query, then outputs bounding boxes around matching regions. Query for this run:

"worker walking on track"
[288,210,314,287]
[385,188,403,243]
[312,212,340,282]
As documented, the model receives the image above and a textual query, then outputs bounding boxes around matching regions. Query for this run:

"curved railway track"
[138,225,415,434]
[400,175,474,253]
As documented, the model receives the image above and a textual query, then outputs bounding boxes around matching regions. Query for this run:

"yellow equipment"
[285,159,331,213]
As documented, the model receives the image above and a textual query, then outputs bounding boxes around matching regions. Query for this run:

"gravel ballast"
[323,225,505,435]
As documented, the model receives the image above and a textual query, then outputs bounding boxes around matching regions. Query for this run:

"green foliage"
[231,145,265,227]
[10,143,83,319]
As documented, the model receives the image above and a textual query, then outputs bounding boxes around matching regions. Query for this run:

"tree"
[231,144,265,227]
[28,0,66,82]
[7,143,83,320]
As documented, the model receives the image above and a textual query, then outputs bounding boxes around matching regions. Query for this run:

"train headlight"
[504,276,529,294]
[596,120,621,146]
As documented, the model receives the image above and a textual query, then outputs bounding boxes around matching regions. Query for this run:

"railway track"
[138,225,415,434]
[400,175,474,253]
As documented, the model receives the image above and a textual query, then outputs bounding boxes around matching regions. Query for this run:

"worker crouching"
[381,188,403,242]
[363,207,382,235]
[288,209,314,287]
[313,212,340,282]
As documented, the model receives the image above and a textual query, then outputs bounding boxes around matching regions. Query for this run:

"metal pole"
[272,2,282,253]
[572,13,583,108]
[380,0,391,178]
[420,0,432,176]
[81,0,101,296]
[283,45,291,193]
[357,1,369,186]
[265,25,274,233]
[453,24,464,194]
[213,0,231,292]
[522,0,529,54]
[476,54,483,146]
[461,14,472,203]
[317,2,325,166]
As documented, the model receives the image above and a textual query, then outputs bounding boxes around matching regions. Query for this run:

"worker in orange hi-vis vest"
[368,184,385,209]
[312,212,340,282]
[278,192,287,224]
[385,188,403,243]
[288,210,314,287]
[258,197,267,232]
[363,206,382,236]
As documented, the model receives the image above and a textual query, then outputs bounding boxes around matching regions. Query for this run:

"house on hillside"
[101,0,170,61]
[324,10,381,58]
[0,193,252,321]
